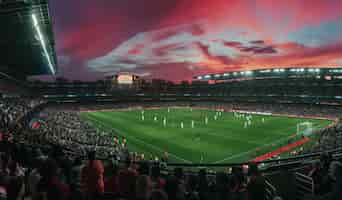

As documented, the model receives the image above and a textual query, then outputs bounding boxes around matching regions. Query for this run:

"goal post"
[297,122,313,136]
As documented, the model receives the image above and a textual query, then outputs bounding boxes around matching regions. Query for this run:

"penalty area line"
[213,123,328,163]
[84,114,193,164]
[213,135,293,164]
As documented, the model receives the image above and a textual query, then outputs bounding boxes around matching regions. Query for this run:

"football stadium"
[1,1,342,200]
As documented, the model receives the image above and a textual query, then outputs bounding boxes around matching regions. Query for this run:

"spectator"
[230,166,247,200]
[136,175,152,200]
[197,168,209,200]
[7,177,25,200]
[309,153,332,195]
[165,175,185,200]
[35,159,70,200]
[215,172,230,200]
[104,160,119,194]
[118,158,138,199]
[27,158,43,197]
[247,163,266,200]
[150,165,165,190]
[0,176,7,200]
[81,151,104,199]
[150,189,168,200]
[186,174,199,200]
[70,157,83,200]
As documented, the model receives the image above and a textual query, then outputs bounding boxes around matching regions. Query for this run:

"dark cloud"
[223,41,243,48]
[254,46,277,54]
[240,45,277,54]
[249,40,265,44]
[195,42,236,65]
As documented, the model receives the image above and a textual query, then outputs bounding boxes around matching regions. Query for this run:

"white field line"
[213,123,328,164]
[212,136,289,163]
[205,132,260,145]
[84,114,193,164]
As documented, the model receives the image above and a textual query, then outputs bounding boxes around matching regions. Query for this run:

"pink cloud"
[127,44,145,55]
[243,42,342,68]
[152,43,184,57]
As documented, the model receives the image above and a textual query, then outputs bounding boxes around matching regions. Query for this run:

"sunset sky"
[49,0,342,82]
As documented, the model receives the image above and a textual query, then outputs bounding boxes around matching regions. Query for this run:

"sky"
[48,0,342,82]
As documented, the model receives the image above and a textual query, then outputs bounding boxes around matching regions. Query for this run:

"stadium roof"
[0,0,57,80]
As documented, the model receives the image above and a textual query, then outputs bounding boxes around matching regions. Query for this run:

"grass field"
[80,108,331,163]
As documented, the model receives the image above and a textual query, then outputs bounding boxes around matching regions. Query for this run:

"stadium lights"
[329,69,342,73]
[223,73,230,76]
[260,69,271,73]
[214,74,221,77]
[245,70,253,75]
[273,68,285,73]
[308,68,320,73]
[197,76,202,80]
[204,75,211,78]
[32,14,55,75]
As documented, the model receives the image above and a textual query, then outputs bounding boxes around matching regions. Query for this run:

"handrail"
[295,172,314,199]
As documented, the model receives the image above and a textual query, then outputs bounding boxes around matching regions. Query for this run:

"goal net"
[297,122,313,136]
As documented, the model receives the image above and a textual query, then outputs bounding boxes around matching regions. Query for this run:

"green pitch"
[80,108,331,163]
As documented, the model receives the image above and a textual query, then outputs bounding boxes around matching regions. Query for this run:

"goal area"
[297,122,313,136]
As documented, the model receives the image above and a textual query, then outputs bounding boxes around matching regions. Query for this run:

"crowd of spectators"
[15,111,130,160]
[0,99,44,134]
[1,99,342,200]
[0,139,274,200]
[0,140,340,200]
[311,122,342,153]
[304,152,342,200]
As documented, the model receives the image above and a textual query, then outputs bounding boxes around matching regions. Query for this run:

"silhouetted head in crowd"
[187,174,198,192]
[165,175,179,199]
[151,165,161,179]
[231,166,245,186]
[139,161,150,175]
[1,152,11,169]
[7,176,25,200]
[198,168,207,178]
[39,159,58,179]
[198,168,208,190]
[320,152,332,170]
[216,172,229,187]
[174,167,184,180]
[329,161,342,181]
[34,148,43,158]
[87,151,96,161]
[248,163,260,176]
[150,189,168,200]
[73,156,82,166]
[124,157,132,168]
[136,175,152,200]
